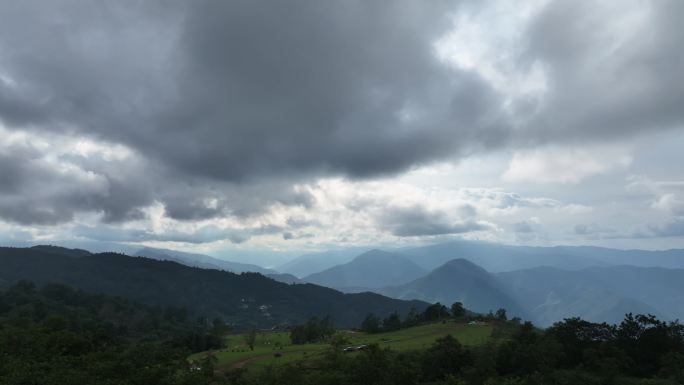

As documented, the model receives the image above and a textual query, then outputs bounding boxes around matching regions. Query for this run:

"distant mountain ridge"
[277,248,365,278]
[303,249,427,290]
[11,240,684,328]
[375,256,684,327]
[29,245,92,258]
[378,258,529,319]
[400,240,684,272]
[0,246,427,328]
[275,241,684,279]
[400,241,606,272]
[135,246,274,274]
[496,264,684,326]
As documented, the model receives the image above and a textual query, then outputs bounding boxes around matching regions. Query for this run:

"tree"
[451,302,465,318]
[290,316,335,344]
[383,311,402,332]
[422,335,473,381]
[329,331,351,357]
[245,328,257,351]
[361,313,381,333]
[403,307,420,328]
[211,317,230,339]
[200,352,218,378]
[495,308,507,321]
[423,303,450,322]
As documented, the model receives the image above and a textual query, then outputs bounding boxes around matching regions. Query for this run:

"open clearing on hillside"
[191,321,493,371]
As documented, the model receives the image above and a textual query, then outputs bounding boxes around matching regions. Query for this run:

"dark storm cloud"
[0,0,507,183]
[159,179,315,221]
[1,0,683,237]
[0,0,513,227]
[376,204,489,237]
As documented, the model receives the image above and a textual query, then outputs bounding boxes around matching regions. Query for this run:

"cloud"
[0,0,683,250]
[502,144,632,184]
[647,218,684,238]
[459,188,559,213]
[375,204,490,237]
[626,175,684,217]
[520,0,684,143]
[651,194,684,216]
[512,221,535,234]
[0,0,508,184]
[0,128,156,225]
[72,223,284,245]
[573,223,617,237]
[0,0,511,230]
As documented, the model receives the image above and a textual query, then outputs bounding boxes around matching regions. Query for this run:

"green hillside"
[191,321,494,372]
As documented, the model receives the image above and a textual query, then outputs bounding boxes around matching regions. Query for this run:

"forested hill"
[0,247,427,328]
[0,281,226,383]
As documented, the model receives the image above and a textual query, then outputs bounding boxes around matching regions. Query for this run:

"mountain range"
[276,248,365,278]
[303,249,427,291]
[376,257,684,326]
[496,265,684,326]
[135,246,275,274]
[5,240,684,328]
[0,246,427,329]
[283,240,684,275]
[378,258,529,319]
[286,241,684,326]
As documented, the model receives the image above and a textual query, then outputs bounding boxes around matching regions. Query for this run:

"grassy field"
[191,321,494,372]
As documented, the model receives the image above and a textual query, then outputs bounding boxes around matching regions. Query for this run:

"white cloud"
[502,144,632,184]
[652,194,684,215]
[434,0,550,108]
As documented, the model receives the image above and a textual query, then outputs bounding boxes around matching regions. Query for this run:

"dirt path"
[229,355,265,370]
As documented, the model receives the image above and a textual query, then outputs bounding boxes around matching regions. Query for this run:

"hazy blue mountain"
[401,240,684,273]
[280,241,684,280]
[580,265,684,317]
[276,248,366,277]
[496,265,682,326]
[378,258,528,319]
[303,249,427,290]
[401,240,607,272]
[28,245,92,258]
[3,240,139,255]
[265,273,303,284]
[549,246,684,269]
[0,246,427,328]
[135,247,274,274]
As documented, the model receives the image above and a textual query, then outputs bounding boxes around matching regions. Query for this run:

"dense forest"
[231,314,684,385]
[2,280,684,384]
[0,281,222,384]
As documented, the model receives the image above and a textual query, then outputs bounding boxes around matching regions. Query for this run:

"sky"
[1,0,683,263]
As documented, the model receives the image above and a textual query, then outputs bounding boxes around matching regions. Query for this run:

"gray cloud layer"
[0,0,509,226]
[0,0,683,243]
[376,204,489,237]
[0,0,506,179]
